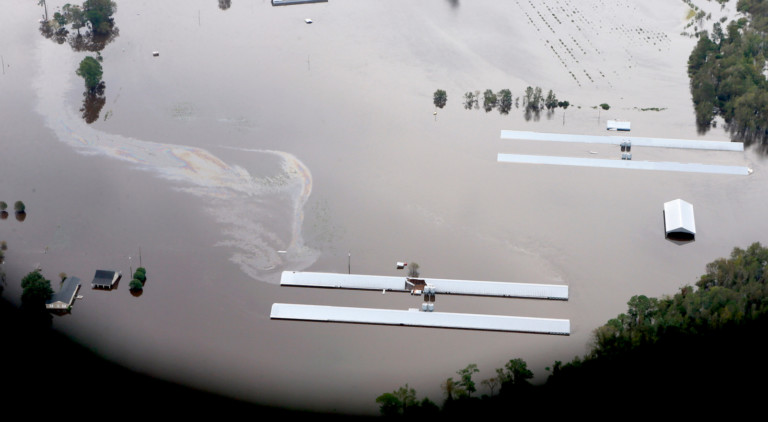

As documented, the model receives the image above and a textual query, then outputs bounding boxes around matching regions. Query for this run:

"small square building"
[91,270,121,289]
[663,199,696,241]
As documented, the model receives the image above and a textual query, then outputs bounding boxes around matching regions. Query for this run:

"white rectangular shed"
[663,199,696,240]
[607,120,631,131]
[270,303,571,335]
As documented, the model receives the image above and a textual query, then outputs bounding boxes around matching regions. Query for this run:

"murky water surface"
[2,0,767,415]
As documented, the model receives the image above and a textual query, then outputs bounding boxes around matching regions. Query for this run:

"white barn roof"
[607,120,631,131]
[664,199,696,239]
[280,271,568,300]
[270,303,571,335]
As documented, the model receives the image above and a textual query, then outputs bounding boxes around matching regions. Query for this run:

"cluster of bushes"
[129,267,147,292]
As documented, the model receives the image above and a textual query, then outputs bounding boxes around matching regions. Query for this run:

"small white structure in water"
[607,120,631,131]
[663,199,696,241]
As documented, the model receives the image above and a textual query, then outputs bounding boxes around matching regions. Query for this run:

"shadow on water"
[0,211,8,220]
[0,298,358,419]
[219,0,232,10]
[446,0,459,8]
[15,212,26,222]
[81,81,106,124]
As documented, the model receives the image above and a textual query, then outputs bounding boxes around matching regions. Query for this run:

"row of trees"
[378,242,768,417]
[376,358,536,417]
[433,87,570,116]
[130,267,147,292]
[687,3,768,146]
[461,87,569,115]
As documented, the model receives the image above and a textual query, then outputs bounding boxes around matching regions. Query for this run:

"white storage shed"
[663,199,696,240]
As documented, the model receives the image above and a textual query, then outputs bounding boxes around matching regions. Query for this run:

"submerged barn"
[607,120,631,131]
[91,270,120,289]
[46,277,81,310]
[663,199,696,241]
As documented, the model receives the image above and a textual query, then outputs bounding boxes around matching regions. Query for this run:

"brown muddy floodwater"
[2,0,767,416]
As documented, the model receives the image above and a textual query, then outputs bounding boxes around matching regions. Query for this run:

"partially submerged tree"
[14,201,25,213]
[76,56,103,91]
[497,89,513,114]
[463,91,478,110]
[0,201,7,211]
[433,89,447,109]
[129,278,143,291]
[482,89,497,112]
[83,0,117,35]
[545,90,558,110]
[407,262,420,278]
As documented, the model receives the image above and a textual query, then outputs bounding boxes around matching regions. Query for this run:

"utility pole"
[348,251,351,274]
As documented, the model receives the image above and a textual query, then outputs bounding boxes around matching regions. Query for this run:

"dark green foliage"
[133,269,146,282]
[545,89,558,110]
[463,91,478,110]
[557,100,570,109]
[76,56,103,91]
[377,243,768,417]
[83,0,117,35]
[497,89,512,114]
[0,201,7,211]
[433,89,447,108]
[687,6,768,144]
[129,279,143,291]
[482,89,497,112]
[375,384,419,417]
[524,86,543,111]
[21,270,53,309]
[456,364,479,397]
[599,103,610,110]
[13,201,25,213]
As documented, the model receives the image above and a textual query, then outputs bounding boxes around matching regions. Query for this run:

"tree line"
[433,87,569,121]
[376,242,768,417]
[688,1,768,147]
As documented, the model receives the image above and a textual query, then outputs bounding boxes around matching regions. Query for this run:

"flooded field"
[2,0,767,415]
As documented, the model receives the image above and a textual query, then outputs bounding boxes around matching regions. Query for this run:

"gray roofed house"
[46,277,81,310]
[91,270,121,289]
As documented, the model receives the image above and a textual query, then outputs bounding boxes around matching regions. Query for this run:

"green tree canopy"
[0,201,7,211]
[76,56,103,91]
[21,270,53,309]
[497,89,513,114]
[456,363,480,397]
[14,201,25,213]
[83,0,117,34]
[129,279,143,291]
[482,89,497,112]
[433,89,447,109]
